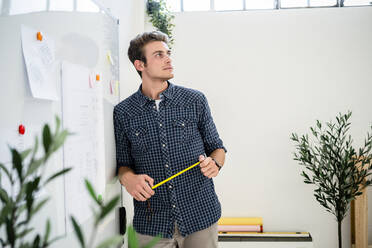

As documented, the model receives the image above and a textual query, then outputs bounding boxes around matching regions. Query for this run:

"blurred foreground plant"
[70,179,123,248]
[0,116,72,247]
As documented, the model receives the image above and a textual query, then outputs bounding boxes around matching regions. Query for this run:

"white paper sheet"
[21,25,58,100]
[61,61,105,233]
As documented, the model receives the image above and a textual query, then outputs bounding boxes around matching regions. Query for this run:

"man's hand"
[199,155,219,178]
[120,172,155,201]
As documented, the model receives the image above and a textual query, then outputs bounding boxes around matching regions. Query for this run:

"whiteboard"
[0,11,121,246]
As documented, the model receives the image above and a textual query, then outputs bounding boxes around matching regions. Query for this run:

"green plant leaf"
[84,179,100,205]
[54,115,61,135]
[97,194,103,204]
[99,196,120,221]
[16,182,29,203]
[43,219,51,246]
[25,158,44,177]
[42,124,52,154]
[16,227,34,239]
[31,135,39,161]
[0,163,12,183]
[71,216,85,248]
[0,188,10,204]
[47,235,64,245]
[25,178,41,216]
[52,130,70,152]
[44,168,72,186]
[33,234,41,248]
[127,226,139,248]
[0,203,12,225]
[16,218,28,228]
[20,149,32,160]
[30,197,50,217]
[95,235,124,248]
[11,148,23,183]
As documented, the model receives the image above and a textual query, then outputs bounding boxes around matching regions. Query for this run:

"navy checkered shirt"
[113,81,227,238]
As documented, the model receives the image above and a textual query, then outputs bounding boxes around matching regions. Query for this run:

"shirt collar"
[135,81,175,107]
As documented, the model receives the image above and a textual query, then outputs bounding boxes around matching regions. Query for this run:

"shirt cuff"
[205,143,227,157]
[116,162,135,175]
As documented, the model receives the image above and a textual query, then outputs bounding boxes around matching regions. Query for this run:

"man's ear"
[134,60,145,72]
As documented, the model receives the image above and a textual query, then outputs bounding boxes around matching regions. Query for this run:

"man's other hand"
[199,155,219,178]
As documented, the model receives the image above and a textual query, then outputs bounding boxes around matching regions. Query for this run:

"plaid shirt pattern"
[114,81,226,238]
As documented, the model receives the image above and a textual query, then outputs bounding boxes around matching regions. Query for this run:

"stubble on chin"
[161,73,174,81]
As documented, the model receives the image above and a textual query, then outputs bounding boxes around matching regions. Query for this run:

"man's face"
[140,41,174,81]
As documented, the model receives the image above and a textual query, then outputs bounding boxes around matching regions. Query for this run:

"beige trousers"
[136,222,218,248]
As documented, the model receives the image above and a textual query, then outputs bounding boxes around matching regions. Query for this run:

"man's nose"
[165,54,172,63]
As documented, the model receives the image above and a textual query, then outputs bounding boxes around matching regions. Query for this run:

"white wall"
[144,6,372,248]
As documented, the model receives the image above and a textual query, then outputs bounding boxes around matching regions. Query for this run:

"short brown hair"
[128,31,169,77]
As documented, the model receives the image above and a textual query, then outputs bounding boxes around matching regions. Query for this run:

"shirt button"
[181,123,185,126]
[153,105,156,109]
[165,164,169,168]
[172,204,176,208]
[135,133,139,136]
[159,123,162,127]
[162,144,166,147]
[169,185,172,189]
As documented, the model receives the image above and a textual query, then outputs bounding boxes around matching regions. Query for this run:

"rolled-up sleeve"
[113,108,134,174]
[197,93,227,156]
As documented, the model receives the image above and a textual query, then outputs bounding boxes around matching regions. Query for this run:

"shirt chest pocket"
[173,118,196,144]
[129,126,148,155]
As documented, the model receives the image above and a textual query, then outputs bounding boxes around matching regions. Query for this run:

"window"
[280,0,308,8]
[49,0,74,11]
[215,0,243,10]
[310,0,337,6]
[9,0,46,15]
[2,0,100,16]
[166,0,371,11]
[344,0,372,5]
[167,0,181,12]
[246,0,275,9]
[183,0,210,11]
[76,0,100,12]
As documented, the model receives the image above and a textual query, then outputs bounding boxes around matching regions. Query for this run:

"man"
[114,31,226,248]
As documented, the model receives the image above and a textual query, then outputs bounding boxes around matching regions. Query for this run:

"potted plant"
[291,111,372,248]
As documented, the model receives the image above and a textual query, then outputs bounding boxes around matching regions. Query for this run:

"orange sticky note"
[36,32,43,41]
[96,74,100,81]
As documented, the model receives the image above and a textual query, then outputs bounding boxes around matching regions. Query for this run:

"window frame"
[169,0,372,12]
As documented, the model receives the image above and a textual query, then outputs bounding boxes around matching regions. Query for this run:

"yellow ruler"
[152,161,201,189]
